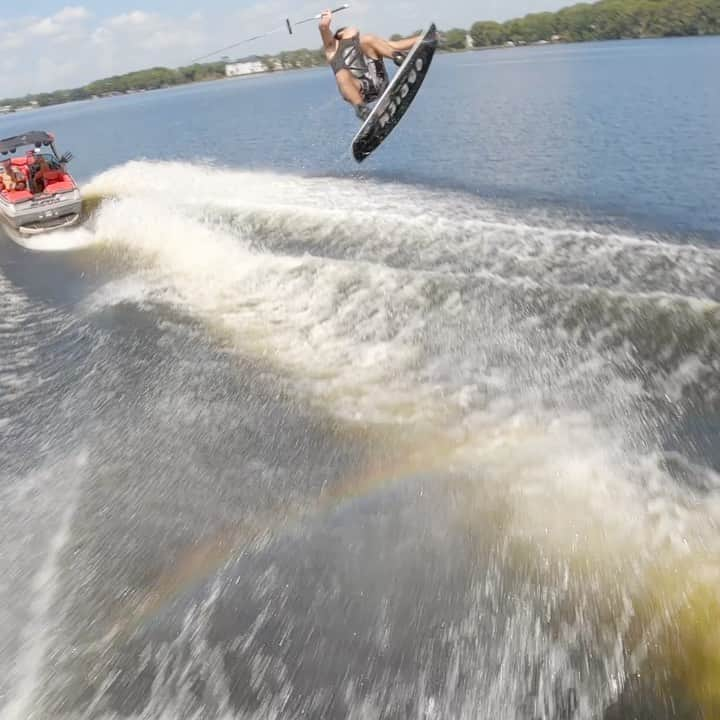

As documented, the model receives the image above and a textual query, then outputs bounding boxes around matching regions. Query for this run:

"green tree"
[555,3,600,41]
[521,11,557,40]
[503,19,525,42]
[259,55,276,72]
[441,27,468,50]
[470,20,506,46]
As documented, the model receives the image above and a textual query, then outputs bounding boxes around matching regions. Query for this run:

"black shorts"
[359,59,388,103]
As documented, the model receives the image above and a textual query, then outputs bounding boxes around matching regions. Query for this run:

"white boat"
[0,131,82,238]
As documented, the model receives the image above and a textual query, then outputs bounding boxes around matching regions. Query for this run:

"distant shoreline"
[0,64,329,116]
[2,30,718,116]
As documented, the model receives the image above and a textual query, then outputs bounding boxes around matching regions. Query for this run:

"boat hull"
[0,189,82,236]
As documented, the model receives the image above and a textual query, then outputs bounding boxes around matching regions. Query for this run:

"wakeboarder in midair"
[319,9,422,120]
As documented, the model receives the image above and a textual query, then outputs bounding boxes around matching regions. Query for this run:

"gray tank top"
[330,35,368,78]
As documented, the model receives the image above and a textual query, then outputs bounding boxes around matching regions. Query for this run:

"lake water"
[1,37,719,719]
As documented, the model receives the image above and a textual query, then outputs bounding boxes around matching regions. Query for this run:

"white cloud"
[28,18,61,37]
[0,8,210,97]
[27,5,90,37]
[108,10,151,28]
[1,33,24,51]
[0,56,18,75]
[55,6,90,23]
[98,11,206,55]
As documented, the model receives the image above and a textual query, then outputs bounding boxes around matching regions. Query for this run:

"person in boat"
[1,160,26,192]
[28,150,51,194]
[319,9,422,121]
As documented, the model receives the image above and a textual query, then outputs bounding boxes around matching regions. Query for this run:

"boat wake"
[82,161,720,427]
[4,160,719,718]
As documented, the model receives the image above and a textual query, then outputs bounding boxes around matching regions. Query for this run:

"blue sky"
[1,1,571,97]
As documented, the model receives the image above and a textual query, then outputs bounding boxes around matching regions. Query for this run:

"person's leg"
[359,33,420,60]
[389,35,421,52]
[336,70,364,105]
[335,70,370,119]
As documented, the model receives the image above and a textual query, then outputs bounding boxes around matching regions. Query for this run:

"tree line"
[0,49,326,111]
[1,62,227,111]
[2,0,718,111]
[466,0,720,48]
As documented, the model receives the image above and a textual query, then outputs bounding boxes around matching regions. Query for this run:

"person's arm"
[319,9,335,53]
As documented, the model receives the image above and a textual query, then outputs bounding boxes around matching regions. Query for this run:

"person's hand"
[319,9,332,28]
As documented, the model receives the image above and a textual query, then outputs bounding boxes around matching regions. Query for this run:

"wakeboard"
[351,23,437,163]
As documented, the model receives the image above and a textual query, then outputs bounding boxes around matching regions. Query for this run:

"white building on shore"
[225,60,266,77]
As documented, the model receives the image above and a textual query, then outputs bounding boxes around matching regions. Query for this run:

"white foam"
[79,163,712,432]
[0,160,708,719]
[0,274,57,402]
[78,161,720,569]
[7,224,99,253]
[0,452,86,720]
[85,160,720,302]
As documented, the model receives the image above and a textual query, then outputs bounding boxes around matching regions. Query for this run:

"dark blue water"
[3,36,718,238]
